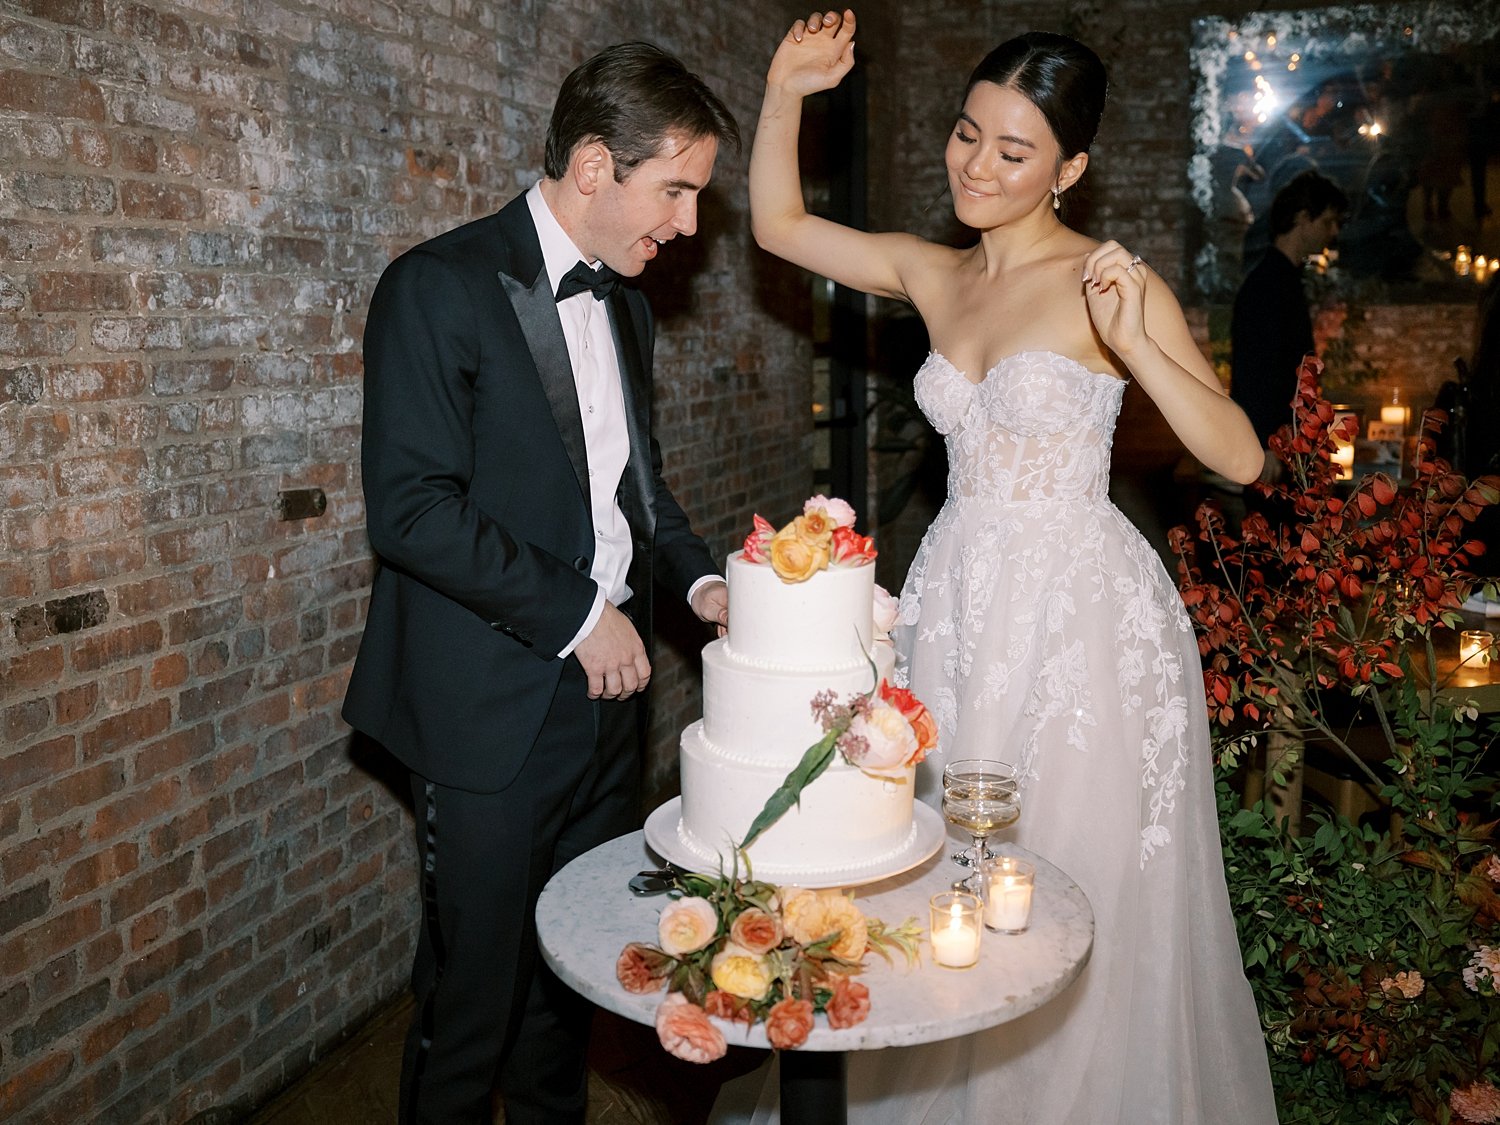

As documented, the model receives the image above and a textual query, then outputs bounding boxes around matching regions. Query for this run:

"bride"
[726,10,1279,1123]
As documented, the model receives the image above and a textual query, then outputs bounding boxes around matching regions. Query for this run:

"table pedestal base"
[780,1050,846,1125]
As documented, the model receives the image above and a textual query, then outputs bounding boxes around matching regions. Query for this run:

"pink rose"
[729,907,783,956]
[805,494,856,528]
[825,974,871,1029]
[872,585,899,640]
[840,700,919,777]
[655,992,727,1064]
[765,997,815,1049]
[616,942,670,994]
[658,896,719,956]
[742,514,775,564]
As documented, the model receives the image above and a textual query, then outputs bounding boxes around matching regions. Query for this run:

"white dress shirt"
[526,184,634,657]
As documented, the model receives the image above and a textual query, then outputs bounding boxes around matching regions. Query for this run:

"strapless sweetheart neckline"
[927,348,1125,387]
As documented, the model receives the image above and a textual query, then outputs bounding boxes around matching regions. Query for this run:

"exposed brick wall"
[0,2,809,1121]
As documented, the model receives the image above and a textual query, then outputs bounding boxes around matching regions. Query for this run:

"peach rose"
[710,942,773,1001]
[781,889,868,961]
[879,681,938,758]
[872,584,899,640]
[765,997,815,1050]
[658,896,719,956]
[655,992,727,1064]
[729,907,783,956]
[825,974,871,1029]
[841,700,919,778]
[805,494,856,528]
[770,526,828,583]
[616,942,669,994]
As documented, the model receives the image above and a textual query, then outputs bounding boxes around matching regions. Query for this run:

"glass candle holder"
[929,891,982,969]
[1460,630,1494,668]
[984,857,1035,933]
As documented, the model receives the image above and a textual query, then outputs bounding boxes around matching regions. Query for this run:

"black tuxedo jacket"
[343,192,718,793]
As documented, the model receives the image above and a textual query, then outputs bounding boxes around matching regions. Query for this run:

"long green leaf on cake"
[739,730,839,850]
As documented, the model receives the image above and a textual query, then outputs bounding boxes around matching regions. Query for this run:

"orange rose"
[729,907,783,956]
[770,526,828,583]
[765,997,815,1049]
[825,975,871,1029]
[703,989,756,1025]
[615,942,669,995]
[655,992,727,1064]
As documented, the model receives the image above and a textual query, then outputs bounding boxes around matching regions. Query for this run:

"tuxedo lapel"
[607,289,655,540]
[495,208,591,514]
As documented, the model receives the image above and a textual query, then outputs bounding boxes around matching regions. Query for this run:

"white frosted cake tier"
[677,720,916,875]
[701,638,895,768]
[723,552,876,670]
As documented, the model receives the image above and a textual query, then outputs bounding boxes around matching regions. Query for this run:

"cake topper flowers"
[743,495,876,582]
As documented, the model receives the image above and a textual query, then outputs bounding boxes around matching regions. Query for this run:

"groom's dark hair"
[544,42,740,182]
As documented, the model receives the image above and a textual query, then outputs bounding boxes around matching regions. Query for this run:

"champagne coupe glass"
[941,759,1020,894]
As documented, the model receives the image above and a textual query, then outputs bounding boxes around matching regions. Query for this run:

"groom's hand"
[690,581,729,638]
[575,602,651,700]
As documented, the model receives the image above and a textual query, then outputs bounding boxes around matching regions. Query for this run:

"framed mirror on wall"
[1189,4,1500,304]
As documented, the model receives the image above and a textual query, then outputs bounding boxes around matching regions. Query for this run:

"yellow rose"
[794,511,835,549]
[780,889,868,961]
[770,525,828,583]
[710,942,773,1000]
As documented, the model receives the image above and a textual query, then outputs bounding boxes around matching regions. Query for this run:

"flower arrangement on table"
[743,494,877,582]
[1170,357,1500,1124]
[617,867,921,1062]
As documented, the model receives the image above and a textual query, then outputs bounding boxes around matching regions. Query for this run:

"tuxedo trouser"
[398,658,640,1125]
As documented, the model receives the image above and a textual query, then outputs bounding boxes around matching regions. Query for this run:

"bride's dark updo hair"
[965,32,1108,160]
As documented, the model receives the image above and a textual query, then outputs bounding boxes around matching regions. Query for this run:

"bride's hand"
[767,9,857,97]
[1081,240,1149,360]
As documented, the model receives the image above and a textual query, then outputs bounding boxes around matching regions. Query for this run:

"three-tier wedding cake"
[671,499,931,880]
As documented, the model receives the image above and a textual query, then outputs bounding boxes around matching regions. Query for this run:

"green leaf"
[740,731,840,849]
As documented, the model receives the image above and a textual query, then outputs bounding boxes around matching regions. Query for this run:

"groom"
[343,43,737,1124]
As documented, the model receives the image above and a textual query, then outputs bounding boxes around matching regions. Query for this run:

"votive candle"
[929,891,982,968]
[1460,630,1494,668]
[984,857,1035,933]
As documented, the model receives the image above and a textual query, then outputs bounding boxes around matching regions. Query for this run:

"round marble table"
[536,830,1094,1123]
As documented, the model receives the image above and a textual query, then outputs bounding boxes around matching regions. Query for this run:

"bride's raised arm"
[750,9,930,302]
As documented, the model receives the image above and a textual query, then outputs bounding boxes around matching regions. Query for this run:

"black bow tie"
[555,260,620,302]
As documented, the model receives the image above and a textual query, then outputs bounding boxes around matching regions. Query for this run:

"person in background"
[1230,170,1348,478]
[343,43,736,1125]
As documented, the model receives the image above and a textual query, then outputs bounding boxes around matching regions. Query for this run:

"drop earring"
[1052,187,1062,211]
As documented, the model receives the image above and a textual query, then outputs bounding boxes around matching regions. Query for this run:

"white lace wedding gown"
[710,350,1278,1124]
